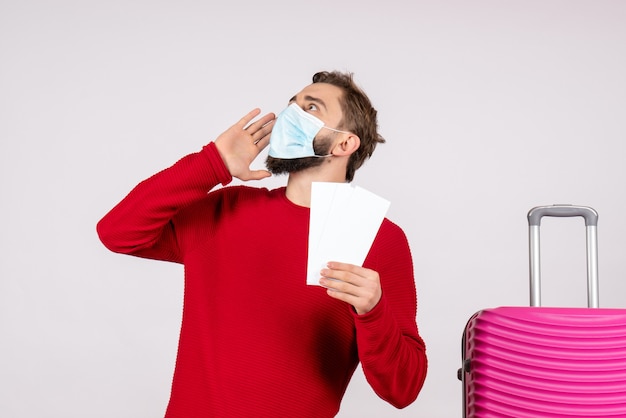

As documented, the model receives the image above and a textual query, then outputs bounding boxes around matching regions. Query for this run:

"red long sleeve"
[97,143,427,417]
[354,227,428,407]
[96,142,231,261]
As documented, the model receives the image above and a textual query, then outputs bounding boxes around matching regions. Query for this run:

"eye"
[306,103,318,112]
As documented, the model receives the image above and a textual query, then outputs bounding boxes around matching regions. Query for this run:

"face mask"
[268,103,350,159]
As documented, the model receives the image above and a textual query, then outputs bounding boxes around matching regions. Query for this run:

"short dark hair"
[312,71,385,181]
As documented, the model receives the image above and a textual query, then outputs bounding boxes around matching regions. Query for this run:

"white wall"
[2,1,626,416]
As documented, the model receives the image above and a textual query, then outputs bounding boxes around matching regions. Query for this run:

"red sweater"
[97,143,427,417]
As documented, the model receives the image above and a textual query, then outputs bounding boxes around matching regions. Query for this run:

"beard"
[265,134,333,175]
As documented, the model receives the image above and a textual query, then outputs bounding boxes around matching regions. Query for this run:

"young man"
[97,71,427,417]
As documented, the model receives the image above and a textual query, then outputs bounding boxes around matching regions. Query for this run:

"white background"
[2,1,626,417]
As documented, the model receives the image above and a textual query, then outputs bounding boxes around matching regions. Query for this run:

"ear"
[332,133,361,156]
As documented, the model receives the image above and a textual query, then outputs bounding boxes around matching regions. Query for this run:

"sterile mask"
[268,103,350,159]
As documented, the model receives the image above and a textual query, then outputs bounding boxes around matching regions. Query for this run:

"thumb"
[245,169,272,181]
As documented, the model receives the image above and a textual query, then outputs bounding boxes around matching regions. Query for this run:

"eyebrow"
[288,94,327,111]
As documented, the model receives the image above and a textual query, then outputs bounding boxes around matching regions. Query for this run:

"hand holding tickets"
[307,182,390,285]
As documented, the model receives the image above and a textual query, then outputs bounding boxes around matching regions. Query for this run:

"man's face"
[266,82,345,175]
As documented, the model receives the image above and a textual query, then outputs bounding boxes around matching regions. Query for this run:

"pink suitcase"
[458,205,626,418]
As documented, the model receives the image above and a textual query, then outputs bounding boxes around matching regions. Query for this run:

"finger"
[326,287,379,315]
[319,276,359,296]
[326,261,359,272]
[246,112,275,131]
[320,267,358,285]
[252,120,274,145]
[326,288,360,305]
[254,132,272,149]
[320,279,363,304]
[245,113,275,141]
[237,108,262,128]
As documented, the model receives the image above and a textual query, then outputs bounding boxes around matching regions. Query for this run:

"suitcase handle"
[528,205,598,226]
[527,205,599,308]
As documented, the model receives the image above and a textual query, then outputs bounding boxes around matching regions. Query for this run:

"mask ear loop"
[312,126,347,158]
[322,126,352,135]
[314,126,354,157]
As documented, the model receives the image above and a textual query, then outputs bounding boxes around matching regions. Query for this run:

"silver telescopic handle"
[527,205,599,308]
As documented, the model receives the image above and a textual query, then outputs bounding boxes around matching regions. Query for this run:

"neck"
[285,164,347,208]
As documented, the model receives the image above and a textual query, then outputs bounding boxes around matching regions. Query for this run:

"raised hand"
[214,108,275,181]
